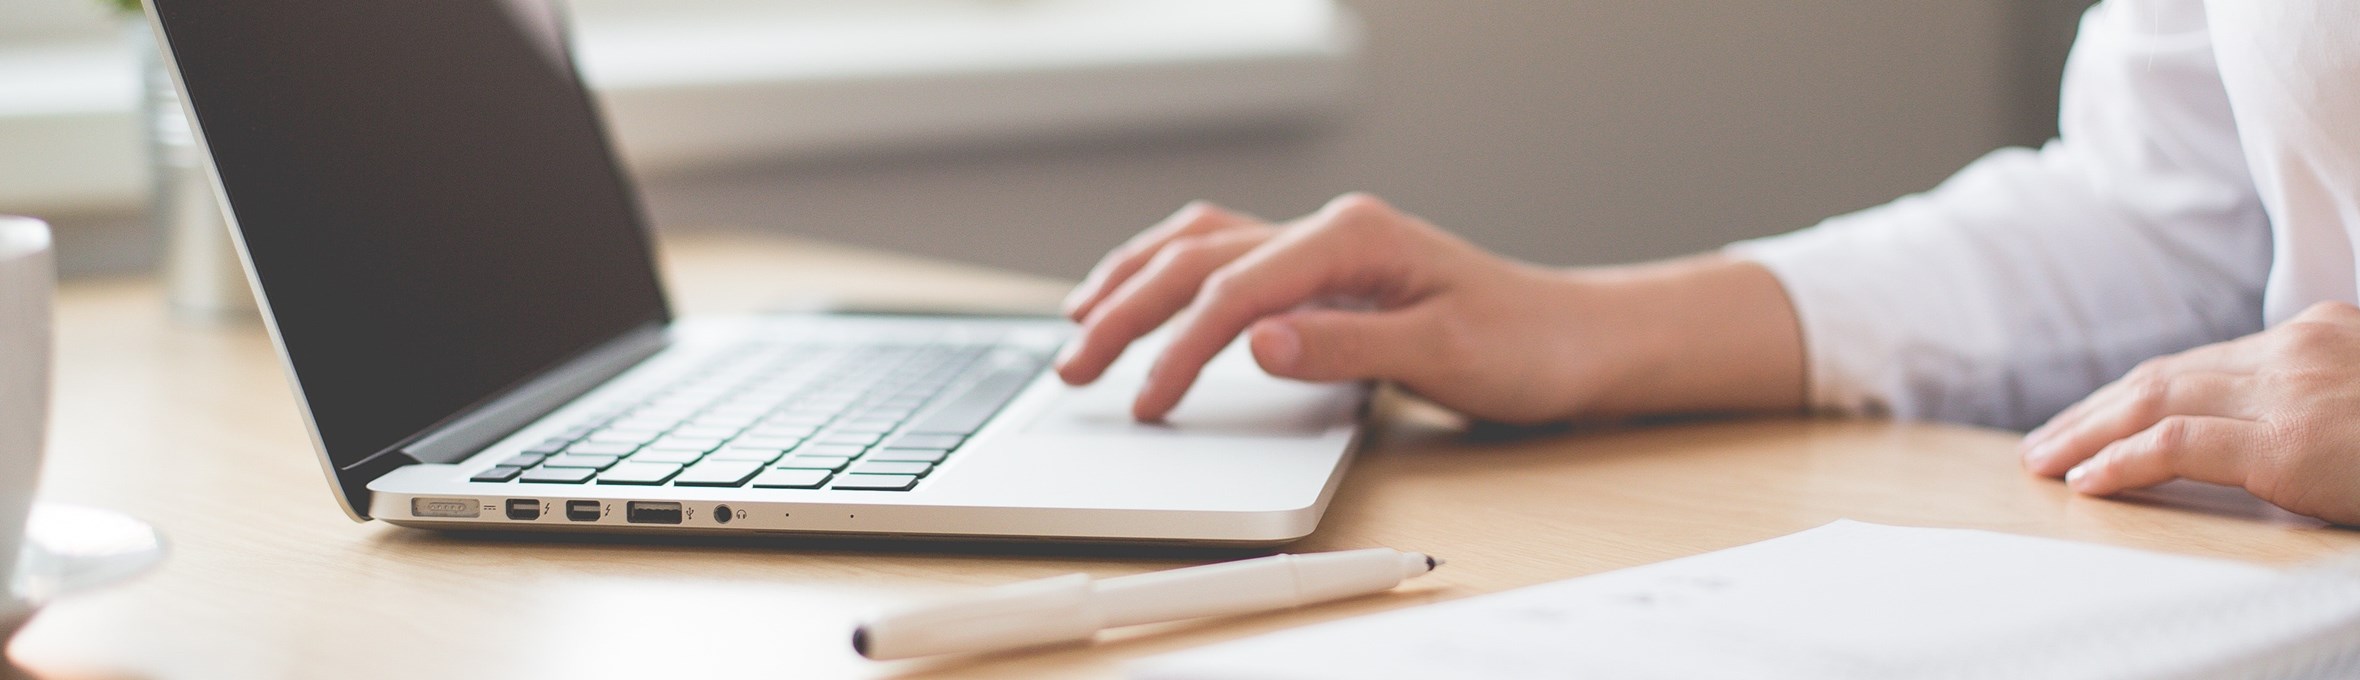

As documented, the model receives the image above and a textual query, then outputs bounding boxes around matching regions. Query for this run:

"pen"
[854,547,1444,660]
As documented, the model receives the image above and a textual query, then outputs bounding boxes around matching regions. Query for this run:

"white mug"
[0,216,53,593]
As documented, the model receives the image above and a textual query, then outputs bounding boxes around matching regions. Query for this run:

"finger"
[1249,306,1442,384]
[2065,415,2263,495]
[1064,202,1259,322]
[2021,341,2264,455]
[2022,371,2249,477]
[1055,229,1268,385]
[1133,194,1428,421]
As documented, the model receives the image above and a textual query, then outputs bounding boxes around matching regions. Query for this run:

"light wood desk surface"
[10,232,2360,679]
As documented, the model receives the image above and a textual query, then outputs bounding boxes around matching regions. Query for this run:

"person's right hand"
[1055,193,1693,424]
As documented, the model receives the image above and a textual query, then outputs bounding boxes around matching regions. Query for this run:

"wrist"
[1555,255,1806,417]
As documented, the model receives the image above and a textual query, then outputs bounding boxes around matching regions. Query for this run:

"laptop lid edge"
[140,3,374,521]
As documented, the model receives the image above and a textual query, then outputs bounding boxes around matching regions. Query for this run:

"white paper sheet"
[1133,520,2360,680]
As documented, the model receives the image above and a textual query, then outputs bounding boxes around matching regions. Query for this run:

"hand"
[1054,193,1807,423]
[1055,194,1618,423]
[2020,301,2360,524]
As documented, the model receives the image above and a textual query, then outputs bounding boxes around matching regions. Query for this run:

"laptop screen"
[151,0,670,473]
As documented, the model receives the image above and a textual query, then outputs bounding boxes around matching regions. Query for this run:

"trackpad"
[1027,339,1360,438]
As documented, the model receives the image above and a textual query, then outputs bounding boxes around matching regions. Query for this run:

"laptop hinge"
[393,322,669,466]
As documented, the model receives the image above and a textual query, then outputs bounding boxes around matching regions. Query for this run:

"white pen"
[854,547,1444,660]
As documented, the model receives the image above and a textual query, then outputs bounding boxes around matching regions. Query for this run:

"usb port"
[505,498,540,521]
[626,501,682,524]
[566,500,601,522]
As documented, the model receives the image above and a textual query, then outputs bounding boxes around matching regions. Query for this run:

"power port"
[626,501,682,524]
[505,498,540,521]
[566,500,601,522]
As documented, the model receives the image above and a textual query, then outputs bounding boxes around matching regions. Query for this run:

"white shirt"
[1728,0,2360,430]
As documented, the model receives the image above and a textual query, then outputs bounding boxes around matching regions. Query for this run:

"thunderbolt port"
[565,500,601,522]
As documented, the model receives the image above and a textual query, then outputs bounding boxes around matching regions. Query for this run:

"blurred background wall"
[5,0,2093,280]
[632,0,2091,277]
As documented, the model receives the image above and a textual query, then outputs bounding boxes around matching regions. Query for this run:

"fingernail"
[1053,342,1079,370]
[1060,288,1090,317]
[1257,322,1302,372]
[2065,463,2090,488]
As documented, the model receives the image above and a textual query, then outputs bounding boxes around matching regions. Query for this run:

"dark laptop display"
[149,0,668,472]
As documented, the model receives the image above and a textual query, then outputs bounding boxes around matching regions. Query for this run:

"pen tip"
[852,626,872,658]
[1426,555,1443,570]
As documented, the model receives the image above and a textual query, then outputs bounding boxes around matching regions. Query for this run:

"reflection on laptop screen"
[151,0,669,471]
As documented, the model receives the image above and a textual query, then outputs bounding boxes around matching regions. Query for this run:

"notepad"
[1133,520,2360,680]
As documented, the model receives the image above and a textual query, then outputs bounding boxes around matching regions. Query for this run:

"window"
[0,0,1357,216]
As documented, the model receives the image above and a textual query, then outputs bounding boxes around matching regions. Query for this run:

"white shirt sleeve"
[2204,1,2360,324]
[1724,0,2272,430]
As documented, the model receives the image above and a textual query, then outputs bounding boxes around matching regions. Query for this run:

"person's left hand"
[2020,301,2360,524]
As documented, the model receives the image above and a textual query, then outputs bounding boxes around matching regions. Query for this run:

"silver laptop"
[145,0,1366,545]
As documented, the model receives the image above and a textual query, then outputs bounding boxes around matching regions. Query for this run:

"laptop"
[143,0,1367,545]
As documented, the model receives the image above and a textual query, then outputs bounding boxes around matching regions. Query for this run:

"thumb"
[1249,307,1438,383]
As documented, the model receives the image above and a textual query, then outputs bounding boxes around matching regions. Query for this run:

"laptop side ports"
[505,498,540,521]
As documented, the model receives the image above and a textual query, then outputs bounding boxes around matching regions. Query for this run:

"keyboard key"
[749,468,832,489]
[519,466,597,484]
[566,442,638,457]
[541,453,622,470]
[792,443,868,458]
[848,460,933,477]
[673,461,764,487]
[774,455,853,471]
[729,436,803,450]
[588,429,662,445]
[905,364,1039,435]
[797,394,857,408]
[471,465,524,482]
[690,414,759,429]
[815,432,883,447]
[671,425,741,440]
[634,404,700,417]
[830,473,919,491]
[706,447,785,464]
[864,448,947,464]
[628,449,704,465]
[706,403,770,417]
[766,412,834,426]
[745,424,818,439]
[522,440,570,456]
[597,462,683,485]
[606,417,678,433]
[859,406,919,421]
[884,434,964,450]
[499,453,547,468]
[647,436,724,452]
[828,420,897,435]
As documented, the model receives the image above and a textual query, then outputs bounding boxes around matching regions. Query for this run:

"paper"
[1133,521,2360,680]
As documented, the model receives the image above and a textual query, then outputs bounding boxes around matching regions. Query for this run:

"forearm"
[1566,255,1806,418]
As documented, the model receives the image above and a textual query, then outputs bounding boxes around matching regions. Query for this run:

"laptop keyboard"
[468,339,1050,492]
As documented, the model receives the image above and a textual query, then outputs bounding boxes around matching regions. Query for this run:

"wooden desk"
[10,232,2359,679]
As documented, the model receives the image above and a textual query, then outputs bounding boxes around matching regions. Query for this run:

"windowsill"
[0,0,1357,214]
